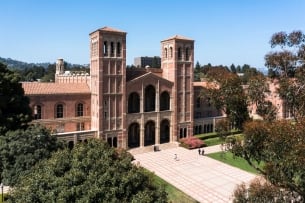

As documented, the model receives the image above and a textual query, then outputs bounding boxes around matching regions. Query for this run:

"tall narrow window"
[103,41,108,56]
[110,42,114,57]
[56,104,63,118]
[34,105,42,119]
[117,42,121,57]
[185,47,189,61]
[76,103,84,117]
[77,122,84,131]
[170,47,173,58]
[196,98,201,108]
[178,47,182,60]
[164,48,168,58]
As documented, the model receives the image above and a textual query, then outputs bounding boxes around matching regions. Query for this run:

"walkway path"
[131,144,257,203]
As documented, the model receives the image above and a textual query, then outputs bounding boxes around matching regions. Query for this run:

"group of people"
[198,148,205,155]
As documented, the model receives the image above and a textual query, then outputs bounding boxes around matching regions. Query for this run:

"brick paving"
[131,144,257,203]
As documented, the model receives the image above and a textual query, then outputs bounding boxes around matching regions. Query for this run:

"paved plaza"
[131,144,257,203]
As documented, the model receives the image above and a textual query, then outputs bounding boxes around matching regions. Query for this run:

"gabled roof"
[127,72,173,86]
[90,26,126,35]
[161,35,194,42]
[22,82,91,95]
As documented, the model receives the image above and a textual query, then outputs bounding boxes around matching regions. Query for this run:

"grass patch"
[203,137,223,146]
[207,151,263,174]
[153,174,198,203]
[0,194,6,203]
[200,134,244,147]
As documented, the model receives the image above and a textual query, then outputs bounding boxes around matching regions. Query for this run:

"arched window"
[185,47,189,61]
[144,121,155,146]
[103,41,108,56]
[160,91,170,111]
[34,105,42,119]
[128,92,140,113]
[110,42,114,57]
[160,119,170,144]
[128,123,140,148]
[164,47,168,58]
[196,97,201,108]
[170,47,173,58]
[144,85,156,112]
[56,104,64,118]
[117,42,121,57]
[178,47,182,60]
[76,103,84,116]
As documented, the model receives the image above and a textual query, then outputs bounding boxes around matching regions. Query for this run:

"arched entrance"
[160,119,170,144]
[128,123,140,148]
[144,121,155,146]
[128,92,140,113]
[144,85,156,112]
[160,91,170,111]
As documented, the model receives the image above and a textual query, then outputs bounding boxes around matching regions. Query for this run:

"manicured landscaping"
[203,137,223,146]
[207,151,263,174]
[196,132,244,147]
[153,175,198,203]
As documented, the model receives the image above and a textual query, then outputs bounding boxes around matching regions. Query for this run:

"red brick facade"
[23,26,288,149]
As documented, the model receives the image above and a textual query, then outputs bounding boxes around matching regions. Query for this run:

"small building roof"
[90,26,126,35]
[161,35,194,42]
[22,82,91,95]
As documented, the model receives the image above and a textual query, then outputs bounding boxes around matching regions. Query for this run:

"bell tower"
[89,27,127,148]
[55,58,64,75]
[161,35,194,140]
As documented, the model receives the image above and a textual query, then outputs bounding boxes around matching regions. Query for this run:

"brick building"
[22,26,289,149]
[22,26,197,149]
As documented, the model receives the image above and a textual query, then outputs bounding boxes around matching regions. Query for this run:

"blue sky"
[1,0,304,71]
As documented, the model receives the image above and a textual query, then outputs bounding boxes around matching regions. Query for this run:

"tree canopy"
[265,31,305,120]
[202,70,249,129]
[0,62,32,134]
[231,120,305,201]
[0,125,64,186]
[7,139,167,203]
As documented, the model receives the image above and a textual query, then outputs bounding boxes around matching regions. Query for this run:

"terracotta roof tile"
[162,35,193,42]
[22,82,90,95]
[90,26,126,35]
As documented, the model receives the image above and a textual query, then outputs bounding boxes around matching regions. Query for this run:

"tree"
[246,75,277,121]
[230,64,236,73]
[41,63,56,82]
[0,62,32,134]
[7,139,167,203]
[202,70,249,129]
[233,177,301,202]
[265,31,305,120]
[0,125,64,186]
[230,120,305,200]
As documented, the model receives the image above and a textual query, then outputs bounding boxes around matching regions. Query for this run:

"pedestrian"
[198,148,201,155]
[174,154,177,160]
[201,148,205,155]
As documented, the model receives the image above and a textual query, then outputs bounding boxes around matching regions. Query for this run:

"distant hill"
[0,57,89,70]
[0,57,48,69]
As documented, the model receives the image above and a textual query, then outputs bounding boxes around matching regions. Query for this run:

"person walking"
[198,148,201,155]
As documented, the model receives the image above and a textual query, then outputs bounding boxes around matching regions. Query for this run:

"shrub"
[179,136,206,149]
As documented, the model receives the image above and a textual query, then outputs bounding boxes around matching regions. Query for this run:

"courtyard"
[131,144,257,203]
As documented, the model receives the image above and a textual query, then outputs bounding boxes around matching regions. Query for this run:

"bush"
[179,136,206,149]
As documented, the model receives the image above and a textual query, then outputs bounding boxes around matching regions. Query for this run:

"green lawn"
[203,137,223,146]
[207,151,263,174]
[153,175,199,203]
[0,194,6,203]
